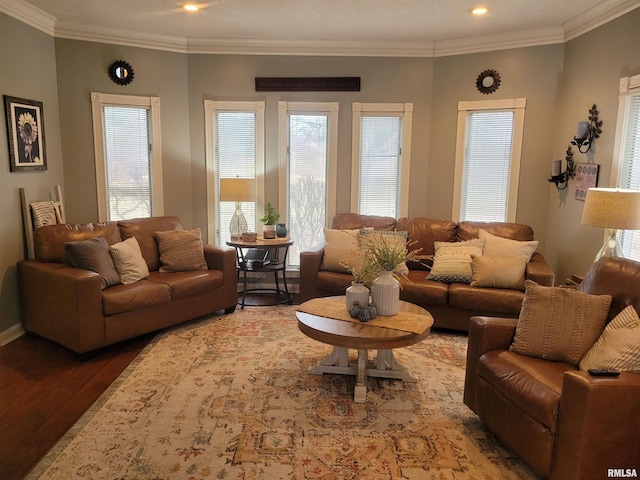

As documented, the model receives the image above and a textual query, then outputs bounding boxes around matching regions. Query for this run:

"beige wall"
[0,14,63,336]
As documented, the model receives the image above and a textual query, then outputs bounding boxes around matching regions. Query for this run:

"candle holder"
[570,104,603,154]
[548,147,576,190]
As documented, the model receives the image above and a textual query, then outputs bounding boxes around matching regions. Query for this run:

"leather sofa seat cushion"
[316,271,354,294]
[330,213,397,231]
[457,221,535,242]
[477,350,574,432]
[119,216,184,272]
[449,283,524,314]
[147,270,224,299]
[34,222,121,264]
[399,271,449,306]
[102,280,171,316]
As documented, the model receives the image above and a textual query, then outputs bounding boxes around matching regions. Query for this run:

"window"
[91,92,163,222]
[278,101,338,267]
[205,101,265,246]
[612,74,640,260]
[453,98,526,222]
[351,103,413,217]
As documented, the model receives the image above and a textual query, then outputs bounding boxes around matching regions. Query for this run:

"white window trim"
[452,98,526,223]
[204,100,265,244]
[277,101,338,227]
[351,102,413,217]
[610,73,640,185]
[91,92,164,222]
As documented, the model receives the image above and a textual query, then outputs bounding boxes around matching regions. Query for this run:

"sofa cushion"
[331,213,397,230]
[470,255,527,290]
[427,238,484,284]
[110,236,150,285]
[316,270,354,294]
[155,228,208,273]
[147,270,224,300]
[477,350,574,432]
[579,305,640,372]
[34,222,121,264]
[398,270,449,306]
[118,216,184,272]
[64,236,121,289]
[457,221,535,242]
[396,217,457,262]
[479,229,538,262]
[102,280,171,316]
[321,227,370,274]
[510,280,612,366]
[449,283,524,314]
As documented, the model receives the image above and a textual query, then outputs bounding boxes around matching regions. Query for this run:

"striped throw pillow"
[580,305,640,372]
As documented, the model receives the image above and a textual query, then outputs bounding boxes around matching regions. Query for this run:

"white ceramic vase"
[371,270,400,316]
[346,282,370,311]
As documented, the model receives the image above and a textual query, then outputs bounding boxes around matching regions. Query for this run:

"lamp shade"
[581,188,640,230]
[219,178,255,203]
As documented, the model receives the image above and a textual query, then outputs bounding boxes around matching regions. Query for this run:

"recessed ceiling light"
[471,7,489,15]
[184,4,199,12]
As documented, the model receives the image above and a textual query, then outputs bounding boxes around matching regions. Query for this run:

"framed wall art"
[574,163,599,201]
[4,95,47,172]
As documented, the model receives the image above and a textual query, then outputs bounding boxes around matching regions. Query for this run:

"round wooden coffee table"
[296,297,433,403]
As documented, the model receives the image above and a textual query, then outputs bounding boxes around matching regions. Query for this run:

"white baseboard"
[0,323,25,346]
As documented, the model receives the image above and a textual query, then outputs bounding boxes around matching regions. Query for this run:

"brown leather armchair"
[464,257,640,479]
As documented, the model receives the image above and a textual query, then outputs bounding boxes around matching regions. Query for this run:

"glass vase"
[276,223,287,238]
[371,270,400,316]
[346,282,370,312]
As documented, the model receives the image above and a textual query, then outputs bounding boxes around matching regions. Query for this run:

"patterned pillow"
[110,236,150,284]
[579,305,640,372]
[470,254,527,290]
[64,236,121,289]
[426,238,484,284]
[155,229,208,273]
[479,229,538,261]
[510,280,612,366]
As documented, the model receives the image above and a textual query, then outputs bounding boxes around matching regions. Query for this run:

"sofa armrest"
[18,260,105,353]
[526,252,555,286]
[551,370,640,480]
[204,244,236,273]
[463,315,518,412]
[299,242,326,303]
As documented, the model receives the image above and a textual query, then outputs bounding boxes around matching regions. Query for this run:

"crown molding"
[0,0,54,36]
[563,0,640,41]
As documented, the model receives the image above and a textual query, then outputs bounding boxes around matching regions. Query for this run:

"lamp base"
[593,229,623,263]
[229,202,248,240]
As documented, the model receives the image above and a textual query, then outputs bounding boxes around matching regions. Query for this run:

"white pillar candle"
[577,121,588,139]
[552,160,562,177]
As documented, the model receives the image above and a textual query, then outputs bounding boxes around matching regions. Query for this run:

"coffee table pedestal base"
[308,346,418,403]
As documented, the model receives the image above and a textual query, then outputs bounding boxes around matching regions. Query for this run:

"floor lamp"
[219,178,255,240]
[581,188,640,262]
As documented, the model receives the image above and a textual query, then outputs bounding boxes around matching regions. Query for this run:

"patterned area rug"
[29,306,541,479]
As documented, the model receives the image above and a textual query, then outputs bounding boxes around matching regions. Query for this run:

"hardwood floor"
[0,333,151,480]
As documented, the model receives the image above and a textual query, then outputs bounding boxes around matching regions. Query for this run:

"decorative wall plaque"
[255,77,361,92]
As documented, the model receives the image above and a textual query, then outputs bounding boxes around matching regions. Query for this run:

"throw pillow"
[110,236,150,285]
[155,228,208,273]
[579,305,640,372]
[479,229,538,262]
[426,238,484,284]
[470,255,527,290]
[510,280,612,366]
[321,227,372,273]
[64,236,121,289]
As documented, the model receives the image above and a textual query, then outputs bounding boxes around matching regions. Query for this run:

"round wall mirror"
[108,60,134,86]
[476,69,501,94]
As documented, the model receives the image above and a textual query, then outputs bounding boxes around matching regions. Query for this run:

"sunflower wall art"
[4,96,47,172]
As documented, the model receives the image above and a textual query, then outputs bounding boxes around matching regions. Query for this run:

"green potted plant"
[260,202,280,238]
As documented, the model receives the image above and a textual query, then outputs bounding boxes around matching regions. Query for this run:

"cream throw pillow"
[426,238,485,284]
[579,305,640,372]
[510,280,612,366]
[470,255,527,290]
[321,228,372,273]
[110,236,150,284]
[479,229,538,261]
[155,228,208,273]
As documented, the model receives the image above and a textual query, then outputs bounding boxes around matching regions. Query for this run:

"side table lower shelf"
[237,261,293,308]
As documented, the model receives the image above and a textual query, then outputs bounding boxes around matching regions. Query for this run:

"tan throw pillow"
[110,236,150,284]
[64,236,121,289]
[479,229,538,262]
[426,238,484,284]
[470,255,526,290]
[510,280,612,366]
[155,228,208,273]
[579,305,640,372]
[321,228,372,273]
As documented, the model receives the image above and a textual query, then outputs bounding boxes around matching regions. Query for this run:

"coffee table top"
[296,296,433,350]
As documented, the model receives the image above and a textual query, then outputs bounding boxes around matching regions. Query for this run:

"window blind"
[461,110,514,222]
[618,93,640,260]
[359,116,401,217]
[103,105,152,221]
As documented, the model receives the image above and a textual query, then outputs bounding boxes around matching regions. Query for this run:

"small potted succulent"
[260,202,280,239]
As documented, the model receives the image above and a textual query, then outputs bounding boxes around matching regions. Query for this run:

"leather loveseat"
[464,257,640,479]
[18,216,238,353]
[300,213,555,331]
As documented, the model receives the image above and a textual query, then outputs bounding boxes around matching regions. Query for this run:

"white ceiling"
[2,0,640,56]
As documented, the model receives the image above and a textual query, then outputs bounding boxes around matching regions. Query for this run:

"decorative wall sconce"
[570,104,603,153]
[548,146,576,190]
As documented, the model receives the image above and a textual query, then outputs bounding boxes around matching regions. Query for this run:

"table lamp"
[581,188,640,262]
[219,178,255,239]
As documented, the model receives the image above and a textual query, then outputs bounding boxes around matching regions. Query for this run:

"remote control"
[587,369,620,377]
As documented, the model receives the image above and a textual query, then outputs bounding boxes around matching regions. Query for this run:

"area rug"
[28,305,541,479]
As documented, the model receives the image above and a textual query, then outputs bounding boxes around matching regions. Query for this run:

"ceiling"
[3,0,640,56]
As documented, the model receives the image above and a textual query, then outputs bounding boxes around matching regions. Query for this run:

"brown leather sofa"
[18,216,238,354]
[464,257,640,479]
[300,213,555,331]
